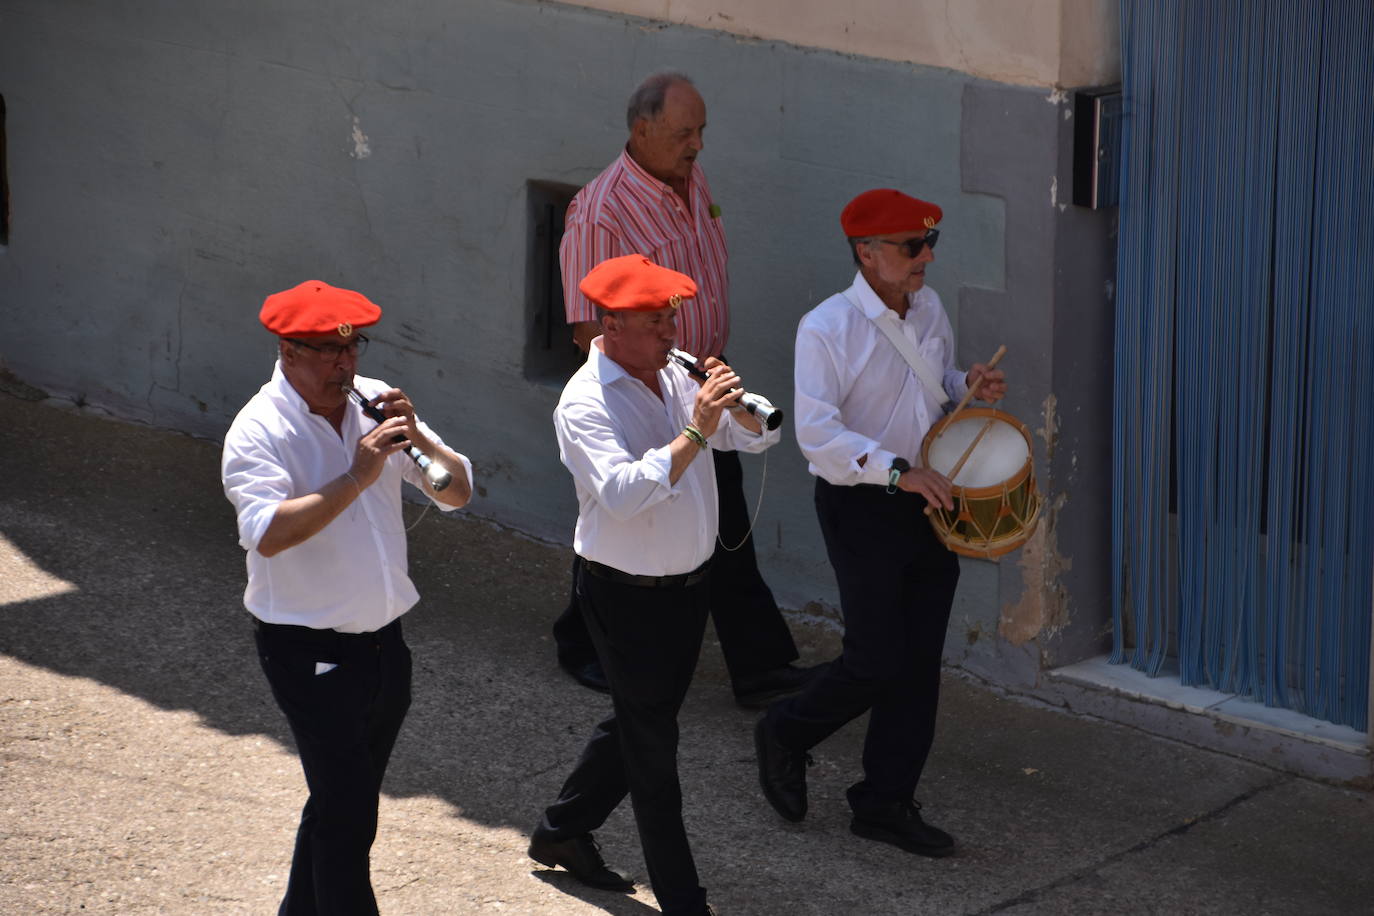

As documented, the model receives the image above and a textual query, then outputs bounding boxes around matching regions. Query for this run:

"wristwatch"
[887,458,910,494]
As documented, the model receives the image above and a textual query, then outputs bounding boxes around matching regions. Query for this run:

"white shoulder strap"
[843,288,950,407]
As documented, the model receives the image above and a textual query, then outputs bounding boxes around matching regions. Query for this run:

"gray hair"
[626,71,695,130]
[848,237,878,267]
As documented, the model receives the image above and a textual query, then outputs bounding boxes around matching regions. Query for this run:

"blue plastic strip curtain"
[1111,0,1374,729]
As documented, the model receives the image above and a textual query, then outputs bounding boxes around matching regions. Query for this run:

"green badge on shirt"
[708,203,722,219]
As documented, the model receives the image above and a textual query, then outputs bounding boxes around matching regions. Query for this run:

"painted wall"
[562,0,1121,87]
[0,0,1116,683]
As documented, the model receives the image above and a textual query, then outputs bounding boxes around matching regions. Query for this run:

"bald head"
[626,71,696,129]
[626,72,706,189]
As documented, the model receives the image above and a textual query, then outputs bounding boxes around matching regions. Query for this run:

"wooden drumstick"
[922,344,1006,517]
[922,418,998,517]
[948,344,1007,420]
[946,417,998,482]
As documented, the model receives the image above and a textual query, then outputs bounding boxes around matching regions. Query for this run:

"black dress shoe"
[850,800,956,858]
[733,662,824,708]
[528,830,635,892]
[754,715,810,822]
[560,659,611,693]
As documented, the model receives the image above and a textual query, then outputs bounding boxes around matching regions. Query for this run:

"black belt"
[826,480,926,499]
[253,617,402,645]
[581,557,711,589]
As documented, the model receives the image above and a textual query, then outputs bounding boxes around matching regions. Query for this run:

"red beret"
[579,254,697,312]
[259,280,381,337]
[840,189,943,237]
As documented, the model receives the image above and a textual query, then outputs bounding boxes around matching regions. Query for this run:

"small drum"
[920,407,1042,559]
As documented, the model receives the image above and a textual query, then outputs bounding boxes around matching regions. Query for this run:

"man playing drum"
[753,189,1005,857]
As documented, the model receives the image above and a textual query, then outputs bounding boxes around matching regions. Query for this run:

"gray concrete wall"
[944,82,1118,686]
[0,1,1115,681]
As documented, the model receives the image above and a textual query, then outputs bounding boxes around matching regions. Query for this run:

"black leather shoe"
[850,800,956,858]
[560,659,611,694]
[733,662,824,708]
[754,715,810,822]
[528,830,635,892]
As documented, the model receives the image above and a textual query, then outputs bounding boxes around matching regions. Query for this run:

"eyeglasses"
[876,229,940,259]
[286,334,369,361]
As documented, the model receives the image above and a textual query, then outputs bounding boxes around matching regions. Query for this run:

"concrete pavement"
[2,386,1371,915]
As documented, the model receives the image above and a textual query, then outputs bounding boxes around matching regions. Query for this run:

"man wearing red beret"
[553,70,812,706]
[221,280,472,915]
[753,190,1006,857]
[529,255,779,916]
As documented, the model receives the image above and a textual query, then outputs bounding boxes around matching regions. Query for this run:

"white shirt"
[221,363,472,632]
[555,340,779,576]
[794,272,969,487]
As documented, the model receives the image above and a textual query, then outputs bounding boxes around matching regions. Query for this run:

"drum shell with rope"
[920,407,1042,559]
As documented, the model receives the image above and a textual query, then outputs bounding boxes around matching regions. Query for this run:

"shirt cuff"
[237,500,280,551]
[944,367,970,405]
[642,444,676,491]
[433,453,474,511]
[859,447,899,486]
[714,412,778,451]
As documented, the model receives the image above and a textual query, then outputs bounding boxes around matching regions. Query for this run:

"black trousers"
[766,480,959,814]
[553,448,797,684]
[540,562,710,916]
[255,618,412,916]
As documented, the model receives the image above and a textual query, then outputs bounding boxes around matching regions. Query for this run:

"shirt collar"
[589,337,672,392]
[847,270,920,321]
[588,338,628,385]
[848,271,895,320]
[618,147,699,201]
[265,360,315,415]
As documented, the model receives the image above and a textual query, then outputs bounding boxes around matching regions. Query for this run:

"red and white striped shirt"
[560,149,730,359]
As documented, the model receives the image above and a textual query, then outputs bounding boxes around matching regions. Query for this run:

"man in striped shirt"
[553,71,813,707]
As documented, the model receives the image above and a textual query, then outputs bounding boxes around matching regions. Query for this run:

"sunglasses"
[876,229,940,258]
[286,334,370,361]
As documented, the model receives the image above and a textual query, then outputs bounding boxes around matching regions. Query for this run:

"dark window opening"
[523,180,582,384]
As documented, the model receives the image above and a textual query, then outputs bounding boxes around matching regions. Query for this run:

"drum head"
[925,413,1029,487]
